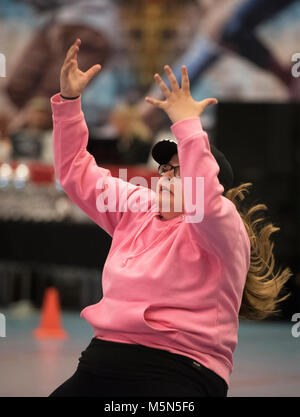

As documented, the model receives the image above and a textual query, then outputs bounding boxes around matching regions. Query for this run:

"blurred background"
[0,0,300,397]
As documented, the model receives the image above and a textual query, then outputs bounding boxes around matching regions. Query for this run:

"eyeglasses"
[158,164,180,178]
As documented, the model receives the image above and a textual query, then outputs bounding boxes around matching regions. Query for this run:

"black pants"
[49,338,228,397]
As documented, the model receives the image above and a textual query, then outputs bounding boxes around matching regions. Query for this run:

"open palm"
[145,65,217,124]
[60,38,101,98]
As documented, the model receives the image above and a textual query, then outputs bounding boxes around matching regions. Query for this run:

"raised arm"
[52,39,141,236]
[145,65,242,259]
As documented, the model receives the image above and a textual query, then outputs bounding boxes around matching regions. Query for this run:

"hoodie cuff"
[171,117,203,141]
[51,92,82,120]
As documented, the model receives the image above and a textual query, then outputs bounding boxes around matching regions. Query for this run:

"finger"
[84,64,101,81]
[61,59,74,76]
[62,59,77,75]
[164,65,179,91]
[144,96,165,108]
[65,39,81,63]
[154,73,171,98]
[65,42,78,61]
[201,98,218,108]
[181,66,190,93]
[73,44,80,63]
[198,98,218,113]
[67,45,79,63]
[64,46,77,68]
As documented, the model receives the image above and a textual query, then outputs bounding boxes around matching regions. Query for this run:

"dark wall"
[215,102,300,319]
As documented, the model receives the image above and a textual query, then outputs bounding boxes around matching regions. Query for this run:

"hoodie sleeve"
[51,93,148,236]
[171,116,242,260]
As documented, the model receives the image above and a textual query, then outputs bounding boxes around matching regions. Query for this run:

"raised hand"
[60,38,101,98]
[145,65,217,124]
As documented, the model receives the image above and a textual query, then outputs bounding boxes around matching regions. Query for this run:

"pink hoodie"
[51,93,250,387]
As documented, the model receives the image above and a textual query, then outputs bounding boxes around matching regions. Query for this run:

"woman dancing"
[49,39,291,397]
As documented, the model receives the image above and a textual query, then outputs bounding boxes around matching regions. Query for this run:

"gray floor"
[0,306,299,397]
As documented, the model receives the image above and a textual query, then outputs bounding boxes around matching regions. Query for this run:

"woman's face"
[156,153,184,221]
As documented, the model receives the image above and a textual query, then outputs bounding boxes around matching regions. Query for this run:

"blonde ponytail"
[225,183,293,320]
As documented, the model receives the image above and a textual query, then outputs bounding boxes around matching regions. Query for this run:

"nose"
[162,169,174,180]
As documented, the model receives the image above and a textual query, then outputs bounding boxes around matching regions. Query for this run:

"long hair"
[225,183,293,321]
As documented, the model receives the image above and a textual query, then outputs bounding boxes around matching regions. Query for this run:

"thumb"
[200,98,218,109]
[85,64,102,82]
[197,98,218,116]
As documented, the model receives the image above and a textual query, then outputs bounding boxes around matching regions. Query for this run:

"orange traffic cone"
[33,287,68,339]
